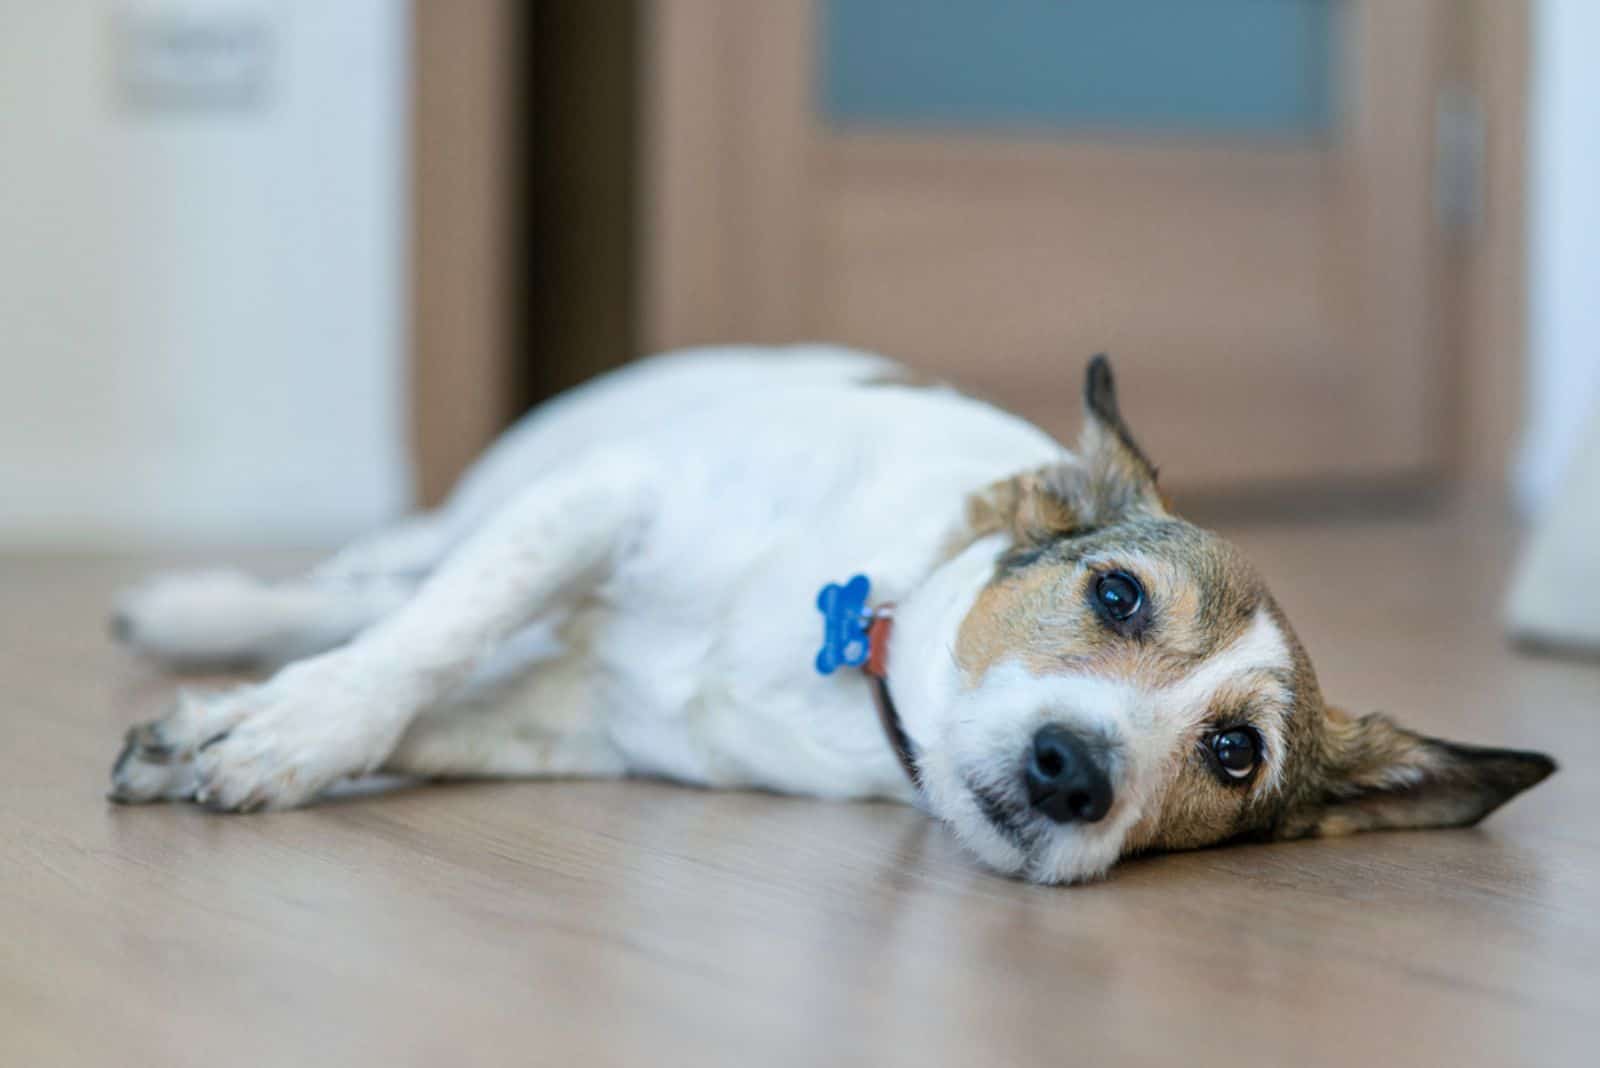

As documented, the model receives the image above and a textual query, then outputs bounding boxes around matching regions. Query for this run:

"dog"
[108,347,1556,884]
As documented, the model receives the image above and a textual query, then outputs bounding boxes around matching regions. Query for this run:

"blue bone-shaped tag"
[815,574,872,675]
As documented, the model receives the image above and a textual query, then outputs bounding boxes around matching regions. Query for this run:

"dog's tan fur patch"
[954,521,1264,688]
[1124,758,1251,853]
[1123,661,1306,853]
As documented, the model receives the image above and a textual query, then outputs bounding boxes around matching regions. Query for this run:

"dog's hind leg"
[110,450,655,810]
[111,514,457,669]
[382,614,626,782]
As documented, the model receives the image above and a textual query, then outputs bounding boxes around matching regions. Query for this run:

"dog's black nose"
[1026,726,1114,824]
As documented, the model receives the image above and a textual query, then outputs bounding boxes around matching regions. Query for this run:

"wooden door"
[640,0,1453,491]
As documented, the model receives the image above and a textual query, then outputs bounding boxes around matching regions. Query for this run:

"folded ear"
[1277,709,1557,839]
[967,356,1168,548]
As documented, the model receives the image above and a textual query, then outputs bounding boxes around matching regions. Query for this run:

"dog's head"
[895,357,1555,884]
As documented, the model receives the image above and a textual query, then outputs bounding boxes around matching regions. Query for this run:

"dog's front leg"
[110,452,658,810]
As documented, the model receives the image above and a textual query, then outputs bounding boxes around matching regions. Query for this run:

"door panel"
[641,0,1448,490]
[822,0,1339,136]
[820,140,1352,480]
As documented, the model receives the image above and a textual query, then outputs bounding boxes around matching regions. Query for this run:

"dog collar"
[815,576,918,787]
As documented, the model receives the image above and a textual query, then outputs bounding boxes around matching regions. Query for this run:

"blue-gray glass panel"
[822,0,1339,135]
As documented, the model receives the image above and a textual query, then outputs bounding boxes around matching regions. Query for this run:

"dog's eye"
[1093,571,1144,624]
[1208,728,1259,780]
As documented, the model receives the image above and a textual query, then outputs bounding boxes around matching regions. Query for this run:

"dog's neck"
[863,615,918,786]
[886,534,1008,756]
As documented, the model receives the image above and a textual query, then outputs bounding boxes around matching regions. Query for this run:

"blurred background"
[1,0,1596,549]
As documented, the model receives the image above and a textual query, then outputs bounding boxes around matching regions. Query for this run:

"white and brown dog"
[108,347,1555,884]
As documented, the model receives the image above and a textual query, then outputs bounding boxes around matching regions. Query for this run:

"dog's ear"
[1078,354,1162,513]
[965,356,1167,548]
[1275,708,1556,839]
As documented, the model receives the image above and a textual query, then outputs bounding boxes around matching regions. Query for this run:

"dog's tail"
[110,569,413,669]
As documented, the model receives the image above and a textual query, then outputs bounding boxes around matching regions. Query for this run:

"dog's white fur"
[113,345,1295,883]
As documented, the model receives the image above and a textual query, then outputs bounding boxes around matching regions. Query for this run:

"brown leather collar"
[865,612,918,787]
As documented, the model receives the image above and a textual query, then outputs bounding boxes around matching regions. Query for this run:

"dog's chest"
[588,471,937,797]
[569,385,1063,797]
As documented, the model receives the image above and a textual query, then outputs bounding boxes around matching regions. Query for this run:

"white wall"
[0,0,412,546]
[1519,0,1600,513]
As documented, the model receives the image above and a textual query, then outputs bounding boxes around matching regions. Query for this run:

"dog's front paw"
[110,686,261,803]
[192,692,379,812]
[110,716,201,804]
[110,662,396,812]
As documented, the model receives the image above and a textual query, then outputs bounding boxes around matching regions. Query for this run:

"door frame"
[409,0,526,507]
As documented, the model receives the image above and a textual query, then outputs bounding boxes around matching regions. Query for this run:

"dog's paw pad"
[106,687,262,805]
[109,718,200,804]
